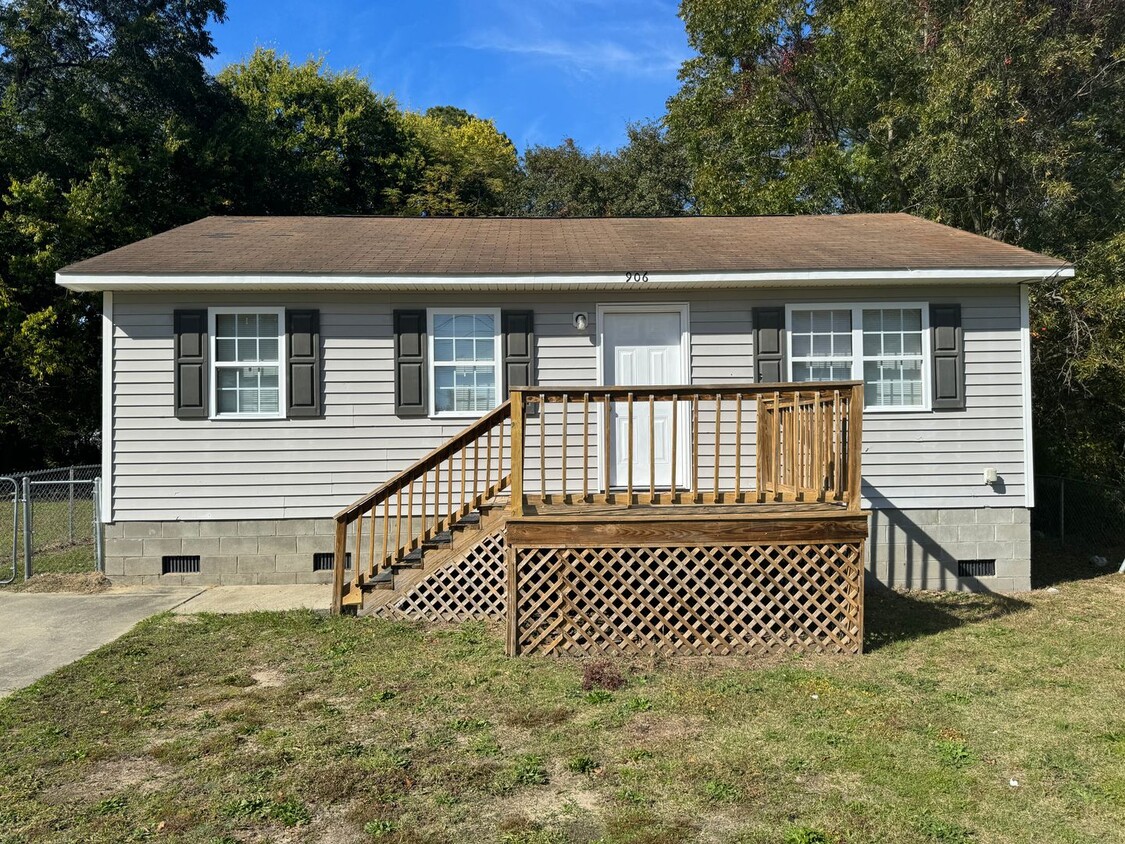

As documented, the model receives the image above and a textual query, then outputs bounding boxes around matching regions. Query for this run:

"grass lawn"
[1,552,1123,843]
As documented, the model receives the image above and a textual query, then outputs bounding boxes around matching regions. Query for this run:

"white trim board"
[1020,284,1034,508]
[101,291,113,524]
[57,266,1074,293]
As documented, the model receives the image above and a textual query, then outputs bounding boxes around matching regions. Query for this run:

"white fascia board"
[56,266,1074,293]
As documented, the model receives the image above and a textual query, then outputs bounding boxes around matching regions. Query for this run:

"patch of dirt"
[16,572,111,594]
[40,756,173,805]
[626,713,708,746]
[250,668,286,687]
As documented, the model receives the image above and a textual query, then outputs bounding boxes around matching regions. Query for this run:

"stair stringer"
[363,517,509,622]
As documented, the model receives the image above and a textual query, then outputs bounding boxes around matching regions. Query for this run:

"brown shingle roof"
[59,213,1067,276]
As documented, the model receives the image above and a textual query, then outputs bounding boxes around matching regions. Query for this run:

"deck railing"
[332,400,512,612]
[509,382,863,515]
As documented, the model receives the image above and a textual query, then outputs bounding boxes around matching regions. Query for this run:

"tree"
[667,0,1125,482]
[509,123,695,217]
[216,48,409,215]
[395,107,518,216]
[0,0,228,470]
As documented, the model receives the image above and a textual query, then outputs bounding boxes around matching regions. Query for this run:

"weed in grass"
[93,794,127,815]
[584,689,615,704]
[507,755,550,788]
[702,778,740,803]
[935,739,976,769]
[470,732,502,756]
[364,818,398,837]
[615,787,647,805]
[623,696,653,713]
[451,716,490,733]
[582,659,626,691]
[371,689,397,703]
[568,755,599,774]
[223,794,311,827]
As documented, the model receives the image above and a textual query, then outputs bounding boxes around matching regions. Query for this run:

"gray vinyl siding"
[109,286,1027,521]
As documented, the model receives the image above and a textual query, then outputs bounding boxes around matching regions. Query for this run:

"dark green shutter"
[930,304,965,410]
[752,307,786,383]
[173,309,208,419]
[286,309,321,417]
[394,310,428,417]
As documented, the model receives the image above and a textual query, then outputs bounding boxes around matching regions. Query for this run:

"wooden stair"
[357,497,508,617]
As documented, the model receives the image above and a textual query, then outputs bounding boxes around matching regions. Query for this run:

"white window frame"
[785,302,932,412]
[208,306,286,420]
[427,307,503,419]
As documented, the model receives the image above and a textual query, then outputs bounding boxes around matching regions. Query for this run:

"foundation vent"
[957,559,996,578]
[313,552,352,572]
[162,555,201,575]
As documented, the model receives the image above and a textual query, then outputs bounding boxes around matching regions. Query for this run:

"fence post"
[93,477,105,573]
[1059,477,1065,544]
[68,466,75,544]
[21,476,32,580]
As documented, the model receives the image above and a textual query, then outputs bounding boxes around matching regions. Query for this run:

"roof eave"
[56,266,1075,293]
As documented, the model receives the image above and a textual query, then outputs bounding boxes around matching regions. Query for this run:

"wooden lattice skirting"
[373,530,507,622]
[508,542,865,656]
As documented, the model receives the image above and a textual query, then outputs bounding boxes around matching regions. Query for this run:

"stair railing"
[333,400,512,612]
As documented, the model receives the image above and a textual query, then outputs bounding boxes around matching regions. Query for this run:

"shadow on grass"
[864,585,1032,652]
[1032,537,1125,588]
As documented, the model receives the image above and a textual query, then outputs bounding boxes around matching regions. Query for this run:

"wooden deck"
[333,382,869,657]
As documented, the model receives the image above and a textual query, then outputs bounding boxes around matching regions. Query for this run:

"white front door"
[601,307,689,490]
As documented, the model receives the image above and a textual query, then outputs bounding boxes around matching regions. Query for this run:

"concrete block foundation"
[103,507,1033,591]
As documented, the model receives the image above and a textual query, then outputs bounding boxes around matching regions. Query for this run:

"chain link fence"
[1033,475,1125,561]
[0,464,104,585]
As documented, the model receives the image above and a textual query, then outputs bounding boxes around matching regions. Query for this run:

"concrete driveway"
[0,586,202,699]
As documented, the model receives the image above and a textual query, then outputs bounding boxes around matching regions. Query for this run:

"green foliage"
[509,122,695,217]
[668,0,1125,481]
[216,48,408,215]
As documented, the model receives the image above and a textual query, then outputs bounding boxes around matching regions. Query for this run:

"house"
[57,214,1070,654]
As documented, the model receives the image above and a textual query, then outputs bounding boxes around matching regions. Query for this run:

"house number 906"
[625,271,649,282]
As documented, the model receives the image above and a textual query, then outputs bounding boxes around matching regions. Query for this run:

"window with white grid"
[862,307,925,408]
[790,308,854,382]
[210,309,284,418]
[429,310,500,416]
[787,303,930,411]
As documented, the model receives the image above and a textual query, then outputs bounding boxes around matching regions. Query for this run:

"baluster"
[561,394,568,503]
[447,453,453,525]
[394,488,402,557]
[460,443,466,518]
[355,502,365,577]
[648,394,656,502]
[627,391,634,505]
[381,496,389,569]
[420,466,428,539]
[367,509,377,577]
[473,436,480,506]
[539,393,546,503]
[670,395,678,502]
[773,391,781,501]
[834,390,843,501]
[407,476,414,546]
[486,428,493,496]
[734,393,742,502]
[796,391,804,500]
[582,393,590,502]
[603,393,611,499]
[814,390,822,501]
[713,394,722,501]
[692,394,700,502]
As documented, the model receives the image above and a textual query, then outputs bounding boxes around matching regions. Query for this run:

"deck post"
[847,383,864,510]
[510,390,525,517]
[331,517,348,614]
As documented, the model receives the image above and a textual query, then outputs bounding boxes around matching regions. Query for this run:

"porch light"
[573,312,589,332]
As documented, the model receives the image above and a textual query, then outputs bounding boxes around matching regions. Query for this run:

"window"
[210,308,285,418]
[786,304,929,411]
[429,309,501,416]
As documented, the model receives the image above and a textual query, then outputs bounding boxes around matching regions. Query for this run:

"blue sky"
[206,1,692,153]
